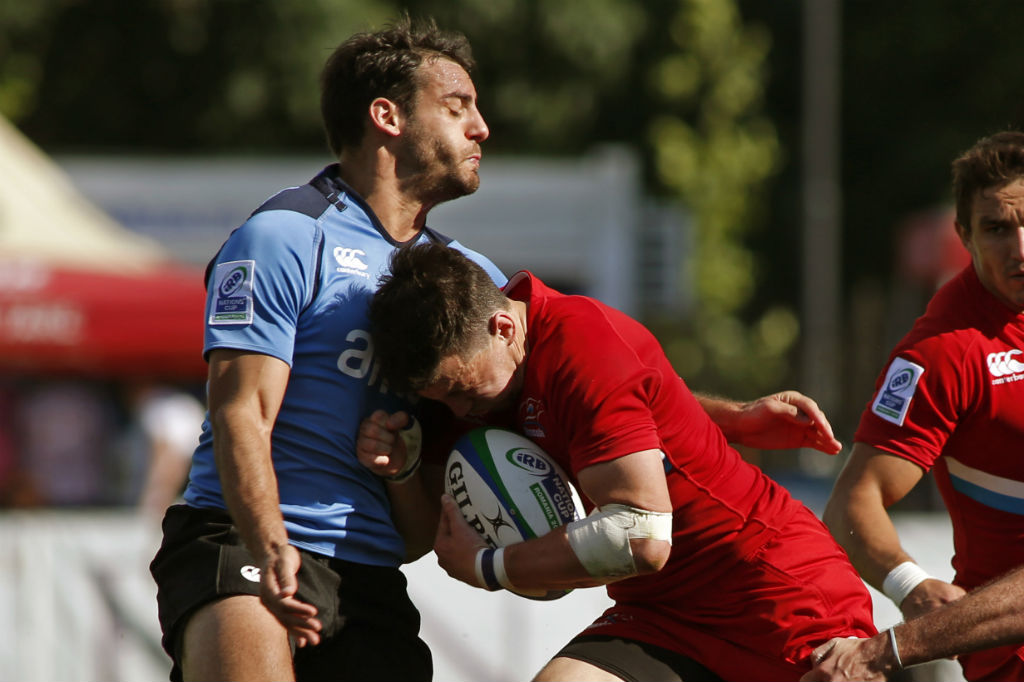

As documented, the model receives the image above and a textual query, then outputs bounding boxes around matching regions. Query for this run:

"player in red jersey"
[823,131,1024,682]
[361,243,875,682]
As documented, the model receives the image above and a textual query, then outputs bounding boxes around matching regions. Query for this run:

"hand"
[800,636,890,681]
[434,493,489,588]
[901,578,966,621]
[258,544,322,647]
[729,391,842,454]
[356,409,413,477]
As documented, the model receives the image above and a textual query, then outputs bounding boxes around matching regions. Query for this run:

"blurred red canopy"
[0,115,208,380]
[0,260,207,380]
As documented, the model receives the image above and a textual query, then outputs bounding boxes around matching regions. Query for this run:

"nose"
[1014,226,1024,260]
[468,107,489,143]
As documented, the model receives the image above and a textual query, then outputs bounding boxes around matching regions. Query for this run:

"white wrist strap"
[882,561,931,606]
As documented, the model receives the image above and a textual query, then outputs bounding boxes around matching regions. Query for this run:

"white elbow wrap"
[566,503,673,578]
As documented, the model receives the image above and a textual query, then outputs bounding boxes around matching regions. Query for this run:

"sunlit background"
[2,1,1021,680]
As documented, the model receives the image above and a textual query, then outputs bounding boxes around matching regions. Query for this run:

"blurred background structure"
[2,0,1021,679]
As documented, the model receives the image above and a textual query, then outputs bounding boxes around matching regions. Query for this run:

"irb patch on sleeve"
[210,260,255,325]
[870,356,925,426]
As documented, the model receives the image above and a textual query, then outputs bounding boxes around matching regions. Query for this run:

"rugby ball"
[444,427,583,600]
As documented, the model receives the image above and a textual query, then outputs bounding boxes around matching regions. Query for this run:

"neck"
[338,149,431,243]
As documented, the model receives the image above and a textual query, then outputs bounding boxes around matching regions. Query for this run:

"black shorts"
[555,635,723,682]
[150,504,431,682]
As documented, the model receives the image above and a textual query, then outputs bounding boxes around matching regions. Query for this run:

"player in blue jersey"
[149,17,500,682]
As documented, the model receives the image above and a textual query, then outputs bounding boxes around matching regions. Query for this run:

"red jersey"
[499,272,874,678]
[855,265,1024,590]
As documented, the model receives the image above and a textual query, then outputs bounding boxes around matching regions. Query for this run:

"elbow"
[631,539,672,575]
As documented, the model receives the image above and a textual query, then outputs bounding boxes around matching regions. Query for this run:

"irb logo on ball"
[445,428,582,550]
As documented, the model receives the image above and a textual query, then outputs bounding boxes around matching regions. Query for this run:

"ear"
[368,97,403,138]
[954,220,972,249]
[488,310,517,345]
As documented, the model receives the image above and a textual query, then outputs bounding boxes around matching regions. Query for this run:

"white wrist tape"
[492,547,514,590]
[566,503,673,578]
[385,416,422,483]
[882,561,931,606]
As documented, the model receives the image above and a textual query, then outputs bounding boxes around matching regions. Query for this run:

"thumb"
[437,494,457,533]
[387,410,411,431]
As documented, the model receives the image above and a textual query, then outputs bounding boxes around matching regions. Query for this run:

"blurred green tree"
[0,0,783,397]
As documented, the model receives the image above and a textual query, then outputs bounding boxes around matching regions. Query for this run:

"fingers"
[356,410,411,475]
[812,639,839,665]
[436,493,456,540]
[259,548,323,647]
[797,639,839,681]
[778,391,843,455]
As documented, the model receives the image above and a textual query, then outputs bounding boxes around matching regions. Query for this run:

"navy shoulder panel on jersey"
[251,184,330,220]
[421,226,455,246]
[251,164,347,220]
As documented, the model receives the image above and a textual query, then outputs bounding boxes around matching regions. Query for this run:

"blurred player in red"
[359,243,875,682]
[823,131,1024,682]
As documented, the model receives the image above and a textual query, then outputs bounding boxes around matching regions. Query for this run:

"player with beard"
[148,17,500,682]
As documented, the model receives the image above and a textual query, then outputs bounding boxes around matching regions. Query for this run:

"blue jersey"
[184,164,506,566]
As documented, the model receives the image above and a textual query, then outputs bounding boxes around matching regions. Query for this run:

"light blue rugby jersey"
[184,164,506,566]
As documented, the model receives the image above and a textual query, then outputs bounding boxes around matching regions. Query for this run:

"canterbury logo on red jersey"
[987,349,1024,378]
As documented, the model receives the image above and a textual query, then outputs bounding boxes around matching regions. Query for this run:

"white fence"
[0,510,964,682]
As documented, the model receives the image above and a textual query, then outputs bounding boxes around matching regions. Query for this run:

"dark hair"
[370,243,507,393]
[320,15,475,157]
[952,131,1024,231]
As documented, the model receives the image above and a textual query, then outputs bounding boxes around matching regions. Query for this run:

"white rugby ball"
[444,427,583,600]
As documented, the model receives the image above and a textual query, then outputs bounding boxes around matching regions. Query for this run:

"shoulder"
[250,165,345,221]
[425,229,507,287]
[251,183,333,221]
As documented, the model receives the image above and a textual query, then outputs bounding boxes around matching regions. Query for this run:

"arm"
[696,390,842,454]
[823,442,965,618]
[356,410,442,561]
[206,349,322,646]
[433,449,673,592]
[802,565,1024,681]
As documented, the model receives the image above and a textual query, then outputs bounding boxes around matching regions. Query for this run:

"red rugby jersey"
[501,272,809,602]
[855,265,1024,588]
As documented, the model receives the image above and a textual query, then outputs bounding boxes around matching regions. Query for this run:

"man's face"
[959,178,1024,311]
[397,58,489,205]
[419,337,521,418]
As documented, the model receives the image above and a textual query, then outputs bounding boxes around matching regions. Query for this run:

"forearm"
[213,404,289,562]
[823,489,912,591]
[387,463,443,562]
[501,528,610,591]
[693,393,743,441]
[896,566,1024,665]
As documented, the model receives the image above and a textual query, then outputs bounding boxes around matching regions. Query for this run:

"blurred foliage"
[12,2,1023,402]
[0,0,781,398]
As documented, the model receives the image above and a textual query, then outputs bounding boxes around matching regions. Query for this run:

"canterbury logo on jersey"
[987,349,1024,378]
[334,246,368,270]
